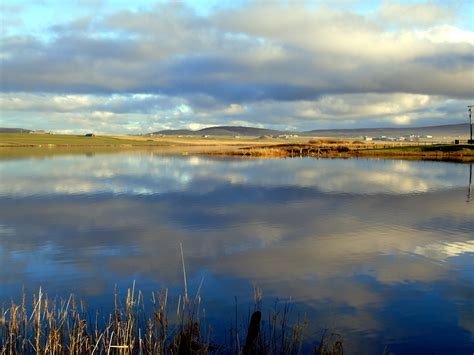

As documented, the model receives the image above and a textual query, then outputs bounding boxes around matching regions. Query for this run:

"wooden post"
[468,164,472,203]
[469,106,473,144]
[243,311,261,355]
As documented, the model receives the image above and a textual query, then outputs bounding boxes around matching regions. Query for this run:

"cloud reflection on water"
[0,154,473,353]
[0,155,468,196]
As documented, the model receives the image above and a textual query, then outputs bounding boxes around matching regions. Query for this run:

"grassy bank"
[1,133,473,162]
[209,142,474,162]
[353,144,474,162]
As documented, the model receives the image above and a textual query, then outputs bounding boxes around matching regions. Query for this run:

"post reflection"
[468,163,472,202]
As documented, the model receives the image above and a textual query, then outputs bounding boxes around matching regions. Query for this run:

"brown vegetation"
[307,139,351,145]
[207,142,474,162]
[2,133,472,162]
[0,286,344,354]
[1,248,343,354]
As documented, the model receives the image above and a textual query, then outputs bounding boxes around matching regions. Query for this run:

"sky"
[0,0,473,134]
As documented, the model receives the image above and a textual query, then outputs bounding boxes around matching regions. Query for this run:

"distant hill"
[154,129,196,135]
[303,123,470,138]
[151,123,470,138]
[152,126,288,136]
[0,127,32,133]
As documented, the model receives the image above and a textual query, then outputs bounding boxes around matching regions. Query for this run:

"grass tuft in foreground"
[0,285,343,354]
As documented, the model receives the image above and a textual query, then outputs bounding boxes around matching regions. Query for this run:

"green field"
[0,132,308,148]
[368,144,474,154]
[0,133,162,146]
[0,132,291,159]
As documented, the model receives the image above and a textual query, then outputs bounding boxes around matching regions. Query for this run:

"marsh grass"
[0,283,206,354]
[211,141,474,162]
[1,246,343,354]
[307,139,351,145]
[0,285,344,354]
[2,133,472,162]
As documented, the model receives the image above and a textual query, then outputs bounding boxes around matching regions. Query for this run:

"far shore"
[1,133,473,162]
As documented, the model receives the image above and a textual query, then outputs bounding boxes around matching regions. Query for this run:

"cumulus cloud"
[0,1,473,132]
[378,1,456,27]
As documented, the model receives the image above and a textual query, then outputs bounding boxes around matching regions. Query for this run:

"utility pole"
[469,106,473,144]
[468,164,472,203]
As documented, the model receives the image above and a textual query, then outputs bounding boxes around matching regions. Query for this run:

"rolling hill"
[152,126,288,136]
[151,123,470,138]
[0,128,32,133]
[304,123,470,137]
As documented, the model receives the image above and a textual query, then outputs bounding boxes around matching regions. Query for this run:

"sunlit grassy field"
[1,133,472,162]
[0,133,306,146]
[0,133,161,146]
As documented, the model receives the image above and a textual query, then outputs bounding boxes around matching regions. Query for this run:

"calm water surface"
[0,153,473,353]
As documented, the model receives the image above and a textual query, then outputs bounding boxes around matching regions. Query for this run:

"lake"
[0,152,473,353]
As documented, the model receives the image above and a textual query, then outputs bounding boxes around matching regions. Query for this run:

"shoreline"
[1,133,473,162]
[1,143,473,163]
[204,143,474,162]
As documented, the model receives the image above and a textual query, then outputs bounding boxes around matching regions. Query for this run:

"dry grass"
[308,139,351,145]
[2,133,472,162]
[204,141,474,162]
[0,286,344,355]
[0,133,293,148]
[4,133,468,162]
[0,282,217,354]
[1,246,343,354]
[212,143,353,158]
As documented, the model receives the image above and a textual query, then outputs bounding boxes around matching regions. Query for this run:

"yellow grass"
[1,133,473,162]
[0,286,344,355]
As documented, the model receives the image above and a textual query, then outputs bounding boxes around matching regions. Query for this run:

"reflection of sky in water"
[0,155,470,196]
[0,154,473,354]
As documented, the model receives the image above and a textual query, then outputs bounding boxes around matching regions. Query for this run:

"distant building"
[375,136,396,142]
[364,136,373,141]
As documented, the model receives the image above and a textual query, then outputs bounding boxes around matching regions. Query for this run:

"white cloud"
[379,1,455,27]
[392,114,412,125]
[415,240,474,260]
[220,103,246,115]
[0,1,473,132]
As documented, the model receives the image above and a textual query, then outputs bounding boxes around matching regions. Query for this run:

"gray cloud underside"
[1,3,473,101]
[1,2,473,132]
